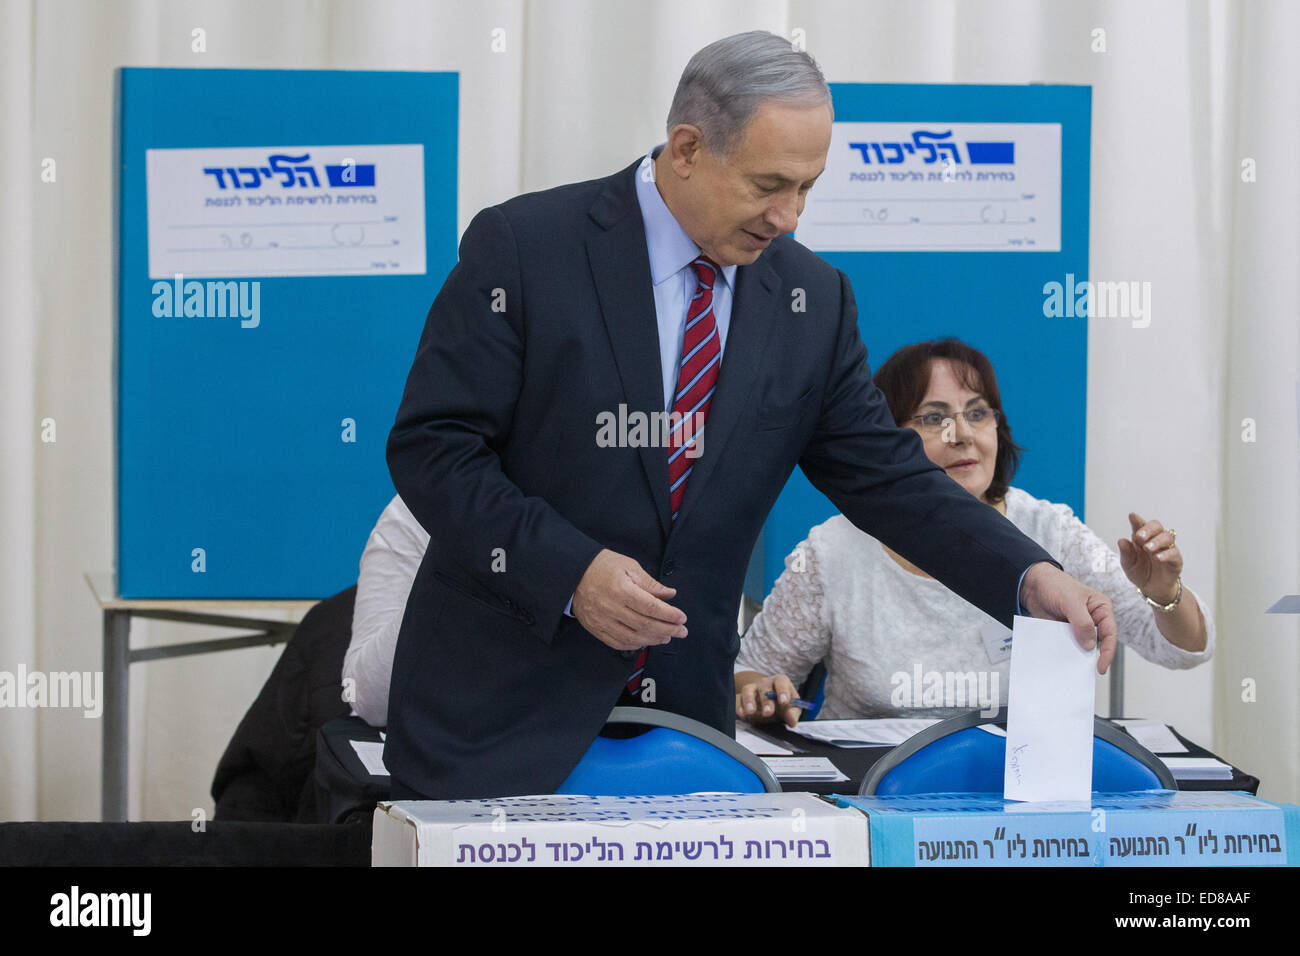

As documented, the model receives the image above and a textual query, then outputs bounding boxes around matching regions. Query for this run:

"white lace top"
[735,487,1214,719]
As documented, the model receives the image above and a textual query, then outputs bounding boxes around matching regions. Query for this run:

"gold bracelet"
[1139,576,1182,612]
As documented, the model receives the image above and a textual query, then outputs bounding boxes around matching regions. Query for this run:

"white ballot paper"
[1003,616,1096,801]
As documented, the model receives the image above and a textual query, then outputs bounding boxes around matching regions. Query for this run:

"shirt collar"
[635,143,738,291]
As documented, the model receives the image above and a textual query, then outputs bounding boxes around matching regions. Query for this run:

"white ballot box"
[372,792,870,867]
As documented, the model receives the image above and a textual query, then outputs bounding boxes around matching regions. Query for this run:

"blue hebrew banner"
[116,68,458,597]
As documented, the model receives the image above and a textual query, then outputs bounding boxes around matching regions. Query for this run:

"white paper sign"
[1114,718,1187,754]
[979,619,1013,664]
[760,757,849,782]
[796,122,1061,252]
[735,725,795,756]
[791,717,941,748]
[350,740,390,777]
[146,143,426,278]
[1159,757,1232,780]
[1003,616,1096,802]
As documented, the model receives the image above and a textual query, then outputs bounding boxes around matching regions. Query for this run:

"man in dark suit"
[383,31,1116,800]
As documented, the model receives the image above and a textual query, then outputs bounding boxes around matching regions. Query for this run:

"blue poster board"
[116,68,458,598]
[748,83,1091,598]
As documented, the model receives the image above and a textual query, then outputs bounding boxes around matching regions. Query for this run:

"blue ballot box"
[836,790,1300,867]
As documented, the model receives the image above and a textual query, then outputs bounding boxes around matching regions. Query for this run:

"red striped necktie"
[626,254,723,695]
[667,255,722,520]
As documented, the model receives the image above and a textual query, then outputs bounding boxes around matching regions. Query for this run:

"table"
[314,713,1258,828]
[85,573,317,822]
[753,718,1260,796]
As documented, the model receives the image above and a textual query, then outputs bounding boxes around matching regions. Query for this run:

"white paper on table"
[790,717,941,748]
[1159,757,1233,779]
[1113,719,1187,754]
[1003,616,1096,801]
[351,739,391,777]
[760,757,849,782]
[735,725,795,756]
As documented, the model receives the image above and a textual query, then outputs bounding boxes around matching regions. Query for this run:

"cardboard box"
[836,789,1300,867]
[372,792,869,867]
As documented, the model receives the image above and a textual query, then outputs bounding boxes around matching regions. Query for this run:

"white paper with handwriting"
[1003,616,1096,801]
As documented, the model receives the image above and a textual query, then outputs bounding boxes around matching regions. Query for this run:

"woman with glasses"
[735,338,1213,727]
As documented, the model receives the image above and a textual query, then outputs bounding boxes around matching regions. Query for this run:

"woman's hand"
[1117,512,1209,652]
[1117,512,1182,603]
[734,671,803,728]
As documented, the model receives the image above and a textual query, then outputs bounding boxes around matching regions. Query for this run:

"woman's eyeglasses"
[905,406,1001,431]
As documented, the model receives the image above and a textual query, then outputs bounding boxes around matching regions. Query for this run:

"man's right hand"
[572,549,687,651]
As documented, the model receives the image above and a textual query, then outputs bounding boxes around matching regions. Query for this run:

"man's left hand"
[1019,562,1117,674]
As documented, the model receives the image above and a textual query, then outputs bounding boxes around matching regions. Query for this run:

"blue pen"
[764,691,814,710]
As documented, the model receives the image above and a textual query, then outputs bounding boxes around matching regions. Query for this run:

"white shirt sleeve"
[342,495,430,726]
[734,536,833,689]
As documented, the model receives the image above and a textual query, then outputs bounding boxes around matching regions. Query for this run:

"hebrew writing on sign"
[796,121,1061,252]
[146,143,426,278]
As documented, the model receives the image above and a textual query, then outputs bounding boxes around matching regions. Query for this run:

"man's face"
[658,100,832,267]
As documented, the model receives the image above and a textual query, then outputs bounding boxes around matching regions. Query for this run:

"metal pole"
[101,609,130,821]
[1108,643,1125,718]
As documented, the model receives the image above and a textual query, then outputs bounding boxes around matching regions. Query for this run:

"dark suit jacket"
[384,155,1058,799]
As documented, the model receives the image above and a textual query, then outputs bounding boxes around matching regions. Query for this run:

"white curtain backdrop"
[1,0,39,822]
[1,0,1295,820]
[1216,0,1300,807]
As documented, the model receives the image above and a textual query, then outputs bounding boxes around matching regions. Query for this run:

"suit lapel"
[587,160,673,539]
[585,158,786,541]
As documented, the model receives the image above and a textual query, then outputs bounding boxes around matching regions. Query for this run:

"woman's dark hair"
[872,338,1023,505]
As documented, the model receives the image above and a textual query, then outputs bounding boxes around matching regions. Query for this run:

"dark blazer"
[211,586,356,822]
[384,156,1057,799]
